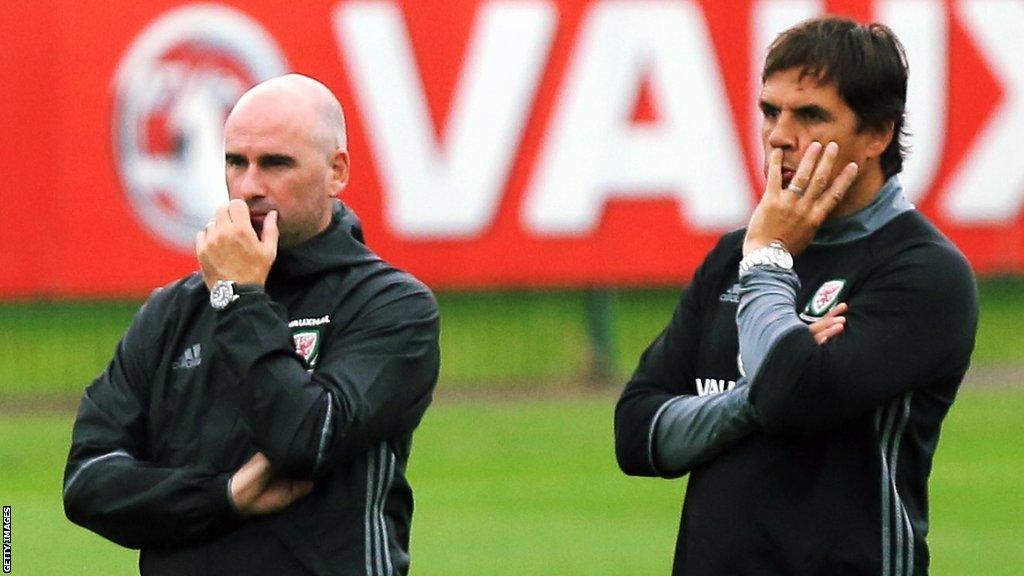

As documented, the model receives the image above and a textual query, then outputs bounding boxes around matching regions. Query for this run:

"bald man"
[64,74,441,576]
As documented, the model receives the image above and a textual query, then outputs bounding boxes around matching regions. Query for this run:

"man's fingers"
[261,210,280,248]
[808,303,846,330]
[787,141,822,196]
[809,302,848,344]
[292,480,314,499]
[196,231,208,262]
[812,161,859,222]
[282,480,315,508]
[766,148,784,196]
[231,451,314,516]
[265,479,314,509]
[814,322,845,344]
[238,452,271,477]
[251,452,272,472]
[826,302,849,318]
[804,141,839,201]
[215,204,231,226]
[227,199,250,226]
[809,315,844,335]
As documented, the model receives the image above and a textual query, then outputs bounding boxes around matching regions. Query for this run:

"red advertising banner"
[1,0,1022,297]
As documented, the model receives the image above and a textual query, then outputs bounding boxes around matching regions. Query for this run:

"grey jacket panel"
[652,384,758,476]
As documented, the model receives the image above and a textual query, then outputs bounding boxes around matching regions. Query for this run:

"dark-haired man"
[64,74,440,575]
[615,17,977,575]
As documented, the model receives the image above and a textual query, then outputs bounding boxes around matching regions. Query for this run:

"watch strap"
[232,283,264,296]
[739,241,794,276]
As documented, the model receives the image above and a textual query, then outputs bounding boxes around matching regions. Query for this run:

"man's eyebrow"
[758,99,833,120]
[258,154,297,166]
[794,104,833,120]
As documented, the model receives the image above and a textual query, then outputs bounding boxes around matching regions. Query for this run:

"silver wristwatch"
[738,241,794,275]
[209,280,261,311]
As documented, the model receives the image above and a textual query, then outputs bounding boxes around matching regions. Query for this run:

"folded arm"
[214,285,440,479]
[63,302,241,549]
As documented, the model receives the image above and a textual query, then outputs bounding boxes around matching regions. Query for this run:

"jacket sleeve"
[746,244,979,435]
[213,281,440,479]
[615,238,758,478]
[63,298,241,549]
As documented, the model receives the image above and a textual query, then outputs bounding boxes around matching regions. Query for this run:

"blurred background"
[1,0,1022,574]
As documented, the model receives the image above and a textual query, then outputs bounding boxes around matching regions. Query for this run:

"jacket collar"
[812,176,914,246]
[268,201,380,282]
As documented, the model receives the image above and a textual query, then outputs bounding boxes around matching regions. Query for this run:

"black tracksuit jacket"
[63,202,440,576]
[616,209,978,575]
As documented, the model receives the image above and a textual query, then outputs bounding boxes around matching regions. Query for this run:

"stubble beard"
[276,213,328,248]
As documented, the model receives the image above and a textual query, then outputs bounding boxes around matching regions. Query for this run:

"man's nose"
[767,115,796,150]
[234,166,266,200]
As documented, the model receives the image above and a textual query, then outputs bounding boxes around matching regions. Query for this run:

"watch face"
[775,249,794,269]
[210,281,234,310]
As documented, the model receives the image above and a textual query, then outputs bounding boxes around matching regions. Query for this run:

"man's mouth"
[781,168,795,188]
[248,203,273,224]
[249,211,268,238]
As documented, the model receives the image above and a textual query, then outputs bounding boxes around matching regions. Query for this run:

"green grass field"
[2,278,1023,396]
[2,389,1022,575]
[1,281,1021,574]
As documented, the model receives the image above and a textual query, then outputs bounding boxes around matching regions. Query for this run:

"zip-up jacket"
[64,201,440,576]
[615,180,978,575]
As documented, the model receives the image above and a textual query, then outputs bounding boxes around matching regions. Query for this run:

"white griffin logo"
[112,5,289,251]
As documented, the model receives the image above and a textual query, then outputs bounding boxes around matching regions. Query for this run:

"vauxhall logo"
[114,1,1024,251]
[336,0,1024,238]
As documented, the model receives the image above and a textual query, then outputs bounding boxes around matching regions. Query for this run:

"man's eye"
[761,107,779,119]
[260,157,294,168]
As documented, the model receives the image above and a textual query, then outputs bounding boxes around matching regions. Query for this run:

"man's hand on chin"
[195,199,279,289]
[744,142,858,257]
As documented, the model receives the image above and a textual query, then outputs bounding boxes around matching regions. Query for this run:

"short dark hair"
[762,17,908,179]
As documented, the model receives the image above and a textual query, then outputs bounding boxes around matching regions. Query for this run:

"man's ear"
[328,149,350,198]
[865,120,895,159]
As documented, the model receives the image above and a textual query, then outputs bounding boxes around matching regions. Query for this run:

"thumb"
[261,210,280,248]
